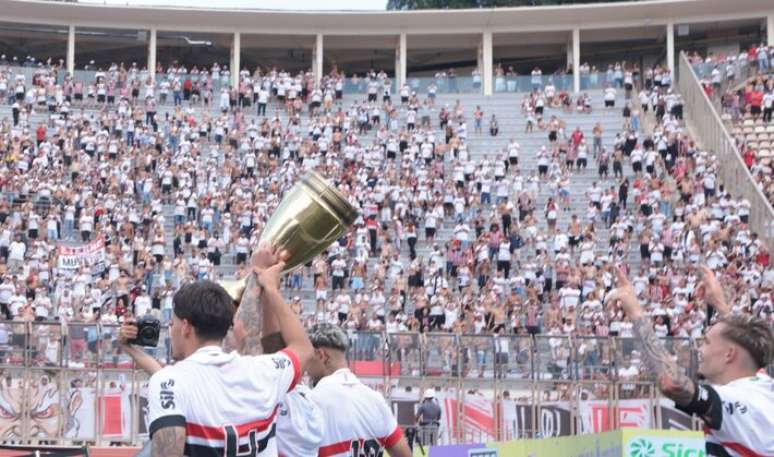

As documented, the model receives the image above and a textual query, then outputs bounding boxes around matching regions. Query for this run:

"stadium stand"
[0,0,771,450]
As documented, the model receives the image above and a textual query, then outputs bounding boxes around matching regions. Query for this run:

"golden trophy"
[220,171,358,302]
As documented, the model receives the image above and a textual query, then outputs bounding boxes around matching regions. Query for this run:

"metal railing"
[678,51,774,252]
[4,321,761,447]
[492,73,614,93]
[403,76,482,94]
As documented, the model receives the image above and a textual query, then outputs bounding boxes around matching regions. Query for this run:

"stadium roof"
[2,0,771,34]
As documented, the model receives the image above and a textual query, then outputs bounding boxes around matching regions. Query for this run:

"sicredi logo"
[629,438,656,457]
[627,437,705,457]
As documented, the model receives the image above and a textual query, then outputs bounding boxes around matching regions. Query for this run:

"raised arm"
[228,242,288,356]
[227,273,263,355]
[256,260,313,369]
[605,266,695,406]
[697,265,731,317]
[260,294,285,354]
[118,320,163,375]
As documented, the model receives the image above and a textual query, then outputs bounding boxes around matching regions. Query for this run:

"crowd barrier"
[690,57,758,96]
[493,73,619,93]
[678,51,774,252]
[0,322,739,447]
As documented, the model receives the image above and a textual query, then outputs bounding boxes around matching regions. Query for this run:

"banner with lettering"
[57,237,107,277]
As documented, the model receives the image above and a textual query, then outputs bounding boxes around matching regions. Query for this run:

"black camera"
[129,315,161,347]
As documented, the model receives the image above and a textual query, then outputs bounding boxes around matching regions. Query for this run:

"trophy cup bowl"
[221,171,358,303]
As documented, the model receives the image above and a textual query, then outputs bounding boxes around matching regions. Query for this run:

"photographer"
[142,254,313,457]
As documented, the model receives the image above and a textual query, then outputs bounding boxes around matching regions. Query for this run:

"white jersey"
[148,346,301,457]
[277,385,324,457]
[310,368,403,457]
[679,374,774,456]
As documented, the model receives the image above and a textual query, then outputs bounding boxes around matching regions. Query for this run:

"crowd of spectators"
[0,54,770,386]
[684,45,774,208]
[694,45,774,209]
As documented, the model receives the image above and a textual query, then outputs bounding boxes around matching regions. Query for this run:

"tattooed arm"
[607,265,695,406]
[151,426,186,457]
[631,315,695,405]
[229,273,264,355]
[224,242,291,356]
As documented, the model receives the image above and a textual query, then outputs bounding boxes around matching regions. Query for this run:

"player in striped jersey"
[123,249,324,457]
[607,265,774,457]
[306,324,412,457]
[146,256,313,457]
[122,244,323,457]
[251,296,324,457]
[231,243,410,457]
[229,242,325,457]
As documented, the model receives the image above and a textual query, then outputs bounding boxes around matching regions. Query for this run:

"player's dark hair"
[173,280,234,341]
[717,314,774,369]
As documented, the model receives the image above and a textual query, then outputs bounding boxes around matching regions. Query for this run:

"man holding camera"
[122,240,410,456]
[140,253,313,457]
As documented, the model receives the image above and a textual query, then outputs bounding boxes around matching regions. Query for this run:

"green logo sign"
[629,438,656,457]
[627,437,706,457]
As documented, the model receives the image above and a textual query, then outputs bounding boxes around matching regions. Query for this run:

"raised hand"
[697,265,730,316]
[251,240,290,273]
[604,264,643,319]
[251,240,280,271]
[118,319,138,346]
[229,242,289,356]
[255,261,286,292]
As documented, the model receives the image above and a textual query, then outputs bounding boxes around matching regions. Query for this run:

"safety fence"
[0,321,737,447]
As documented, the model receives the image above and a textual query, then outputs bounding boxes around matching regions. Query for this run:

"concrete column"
[572,27,580,93]
[67,25,75,75]
[231,32,241,88]
[396,33,407,90]
[566,34,573,70]
[482,31,493,96]
[313,33,323,86]
[147,28,157,80]
[477,39,483,78]
[767,13,774,47]
[666,22,675,76]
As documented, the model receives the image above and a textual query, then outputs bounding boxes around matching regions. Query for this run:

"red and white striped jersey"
[148,345,300,457]
[680,374,774,456]
[309,368,403,457]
